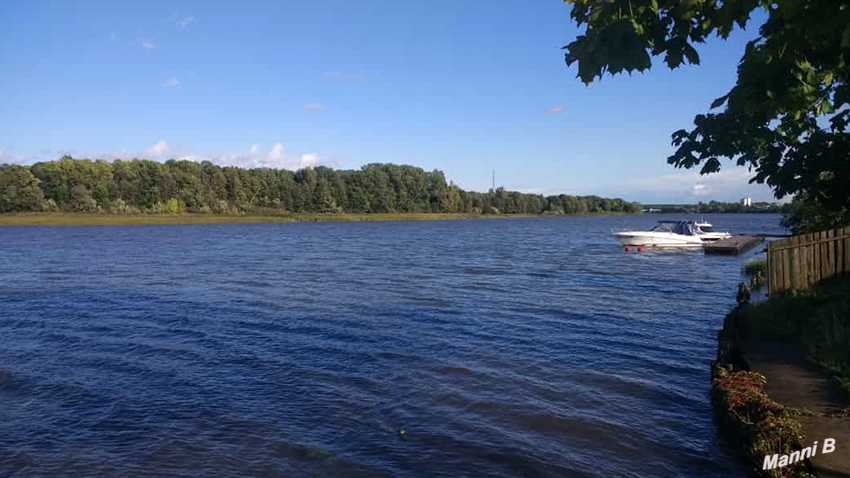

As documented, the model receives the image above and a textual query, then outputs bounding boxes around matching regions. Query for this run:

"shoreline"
[0,212,601,226]
[712,279,850,477]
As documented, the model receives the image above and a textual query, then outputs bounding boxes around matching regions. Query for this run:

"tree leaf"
[682,43,700,65]
[710,94,729,109]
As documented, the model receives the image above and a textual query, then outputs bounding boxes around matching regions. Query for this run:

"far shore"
[0,212,570,226]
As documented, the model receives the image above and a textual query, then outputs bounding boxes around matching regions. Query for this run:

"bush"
[40,198,58,212]
[66,185,100,213]
[150,198,184,214]
[108,198,140,215]
[712,366,810,477]
[743,258,767,278]
[747,279,850,387]
[211,199,230,214]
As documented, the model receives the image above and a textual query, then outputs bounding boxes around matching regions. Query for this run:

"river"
[0,214,785,477]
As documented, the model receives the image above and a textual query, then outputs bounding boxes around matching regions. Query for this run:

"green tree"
[31,160,70,204]
[563,0,850,232]
[3,157,642,217]
[0,165,44,212]
[67,185,99,212]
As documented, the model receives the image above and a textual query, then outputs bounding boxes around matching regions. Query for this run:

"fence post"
[843,226,850,274]
[815,231,821,282]
[806,233,814,288]
[790,235,800,291]
[826,231,835,277]
[768,240,775,295]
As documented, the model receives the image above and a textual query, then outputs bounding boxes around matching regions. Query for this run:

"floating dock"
[704,235,764,255]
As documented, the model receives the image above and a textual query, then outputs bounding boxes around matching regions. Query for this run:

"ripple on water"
[0,215,784,477]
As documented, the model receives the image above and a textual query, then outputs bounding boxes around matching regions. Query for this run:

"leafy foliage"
[743,258,767,278]
[746,278,850,386]
[712,366,810,478]
[0,165,43,213]
[0,158,641,216]
[564,0,850,231]
[780,195,850,234]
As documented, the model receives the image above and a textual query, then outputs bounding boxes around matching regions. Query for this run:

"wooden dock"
[704,235,764,255]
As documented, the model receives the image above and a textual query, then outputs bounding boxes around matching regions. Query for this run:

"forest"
[0,157,642,216]
[645,201,788,214]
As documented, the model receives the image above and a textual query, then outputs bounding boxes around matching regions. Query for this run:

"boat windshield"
[650,223,674,232]
[699,225,715,232]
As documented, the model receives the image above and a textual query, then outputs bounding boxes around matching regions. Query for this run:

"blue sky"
[0,0,776,203]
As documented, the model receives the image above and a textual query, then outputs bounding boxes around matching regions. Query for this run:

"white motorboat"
[695,220,732,242]
[613,220,705,247]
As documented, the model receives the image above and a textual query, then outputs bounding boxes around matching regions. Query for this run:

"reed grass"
[743,258,768,277]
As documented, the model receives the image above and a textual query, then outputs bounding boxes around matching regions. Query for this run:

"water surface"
[0,214,784,477]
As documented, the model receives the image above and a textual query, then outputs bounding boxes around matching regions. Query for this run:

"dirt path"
[747,340,850,478]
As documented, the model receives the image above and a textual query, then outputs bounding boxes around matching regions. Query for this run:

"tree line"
[0,157,642,216]
[645,201,789,214]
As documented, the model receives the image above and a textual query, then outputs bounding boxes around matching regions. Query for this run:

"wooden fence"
[768,226,850,295]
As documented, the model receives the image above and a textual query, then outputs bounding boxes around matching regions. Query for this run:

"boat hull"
[613,232,704,247]
[697,232,732,242]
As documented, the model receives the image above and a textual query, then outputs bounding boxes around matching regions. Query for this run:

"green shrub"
[743,258,768,278]
[150,198,184,214]
[108,198,141,215]
[712,366,810,477]
[748,279,850,386]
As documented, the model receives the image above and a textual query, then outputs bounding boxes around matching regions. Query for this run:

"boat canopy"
[672,221,697,236]
[654,220,698,236]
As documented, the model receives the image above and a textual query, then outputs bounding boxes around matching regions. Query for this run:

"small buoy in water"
[398,430,406,438]
[637,247,645,253]
[624,246,631,252]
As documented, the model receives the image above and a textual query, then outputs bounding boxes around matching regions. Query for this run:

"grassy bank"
[712,366,809,478]
[747,278,850,388]
[711,278,850,476]
[0,212,541,226]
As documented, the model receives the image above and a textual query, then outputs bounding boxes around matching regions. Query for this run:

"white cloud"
[514,187,547,194]
[302,103,325,111]
[170,13,196,28]
[209,143,331,170]
[323,70,379,81]
[0,147,29,165]
[143,140,171,159]
[265,143,285,166]
[692,184,709,196]
[95,141,190,161]
[57,149,81,158]
[141,39,156,50]
[6,142,335,171]
[299,153,321,169]
[615,167,778,203]
[548,105,566,115]
[1,147,88,165]
[162,77,180,89]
